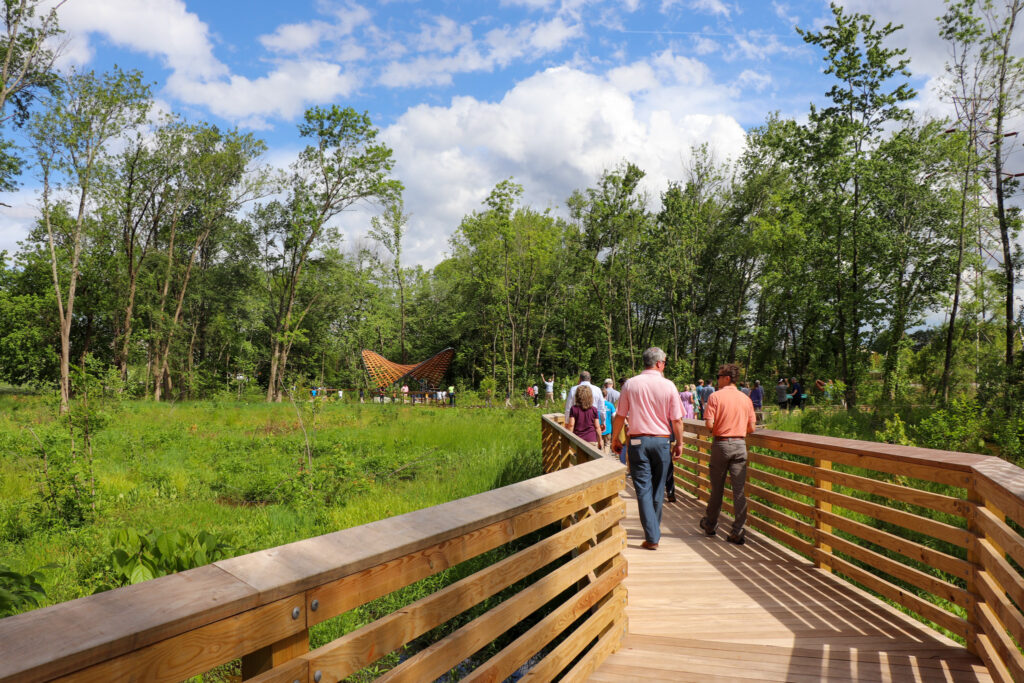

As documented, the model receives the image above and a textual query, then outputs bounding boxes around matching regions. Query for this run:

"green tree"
[0,0,64,195]
[369,199,409,363]
[29,67,151,413]
[796,3,916,408]
[265,106,400,402]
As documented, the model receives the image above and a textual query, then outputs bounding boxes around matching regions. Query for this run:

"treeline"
[0,4,1022,426]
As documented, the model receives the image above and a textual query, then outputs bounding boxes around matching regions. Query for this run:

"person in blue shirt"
[601,387,616,456]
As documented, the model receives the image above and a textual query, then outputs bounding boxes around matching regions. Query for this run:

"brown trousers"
[704,438,748,538]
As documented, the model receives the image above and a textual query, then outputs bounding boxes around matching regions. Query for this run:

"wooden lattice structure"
[361,347,454,389]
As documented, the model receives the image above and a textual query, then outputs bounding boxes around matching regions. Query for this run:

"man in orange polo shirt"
[699,363,757,545]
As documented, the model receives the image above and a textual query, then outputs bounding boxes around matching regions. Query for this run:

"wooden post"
[815,459,833,572]
[241,595,310,680]
[966,480,1005,660]
[966,481,983,657]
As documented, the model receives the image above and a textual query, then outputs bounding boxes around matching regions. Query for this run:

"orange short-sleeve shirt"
[704,385,756,437]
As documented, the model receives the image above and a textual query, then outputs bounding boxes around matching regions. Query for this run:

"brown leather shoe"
[641,540,659,550]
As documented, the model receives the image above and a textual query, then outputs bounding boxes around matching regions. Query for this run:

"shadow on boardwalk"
[590,479,992,682]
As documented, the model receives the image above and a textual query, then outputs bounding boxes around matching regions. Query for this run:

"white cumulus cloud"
[365,62,747,266]
[52,0,225,78]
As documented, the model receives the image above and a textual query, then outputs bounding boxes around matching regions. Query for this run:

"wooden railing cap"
[215,458,623,598]
[0,458,623,683]
[0,564,257,682]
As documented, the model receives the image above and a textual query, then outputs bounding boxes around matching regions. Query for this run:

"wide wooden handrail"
[0,450,627,682]
[669,417,1024,683]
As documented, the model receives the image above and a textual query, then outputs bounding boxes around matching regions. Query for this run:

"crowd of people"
[556,354,827,552]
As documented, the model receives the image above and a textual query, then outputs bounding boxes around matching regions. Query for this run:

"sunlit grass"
[0,397,541,610]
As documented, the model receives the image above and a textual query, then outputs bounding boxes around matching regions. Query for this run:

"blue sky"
[0,1,970,264]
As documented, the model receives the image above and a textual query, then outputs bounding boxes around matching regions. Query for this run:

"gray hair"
[642,347,666,368]
[579,370,591,382]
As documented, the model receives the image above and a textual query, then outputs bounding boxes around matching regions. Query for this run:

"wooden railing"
[674,418,1024,683]
[0,431,627,683]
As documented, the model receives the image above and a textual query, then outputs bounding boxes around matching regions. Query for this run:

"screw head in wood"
[314,671,323,682]
[292,606,301,620]
[311,599,319,611]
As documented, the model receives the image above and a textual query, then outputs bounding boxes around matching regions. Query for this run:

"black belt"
[715,436,746,441]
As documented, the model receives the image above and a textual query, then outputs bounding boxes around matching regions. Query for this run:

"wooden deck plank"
[590,479,993,682]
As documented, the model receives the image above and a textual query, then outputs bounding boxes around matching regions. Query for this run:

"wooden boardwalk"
[591,479,993,682]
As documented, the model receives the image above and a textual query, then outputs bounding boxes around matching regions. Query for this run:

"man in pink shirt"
[611,347,684,550]
[699,363,757,545]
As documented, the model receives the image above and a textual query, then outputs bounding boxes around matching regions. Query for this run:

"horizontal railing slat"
[306,476,624,626]
[214,459,622,601]
[0,457,625,683]
[516,585,627,682]
[459,563,627,683]
[374,531,626,683]
[299,501,625,681]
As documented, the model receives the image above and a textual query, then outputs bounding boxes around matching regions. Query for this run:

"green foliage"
[97,528,234,589]
[0,399,541,610]
[914,398,987,453]
[875,414,914,446]
[0,563,52,616]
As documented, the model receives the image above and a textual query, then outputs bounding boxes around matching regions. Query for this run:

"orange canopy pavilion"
[360,347,454,389]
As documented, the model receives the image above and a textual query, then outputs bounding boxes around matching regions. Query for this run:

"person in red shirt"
[699,363,757,545]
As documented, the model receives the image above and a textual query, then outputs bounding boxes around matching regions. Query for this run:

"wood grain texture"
[302,503,625,682]
[975,538,1024,623]
[241,628,308,680]
[0,564,259,683]
[517,585,627,682]
[973,505,1024,581]
[976,599,1024,683]
[592,484,989,682]
[375,536,626,683]
[747,429,987,481]
[559,615,626,683]
[973,459,1024,531]
[215,456,624,602]
[57,594,306,683]
[459,562,626,682]
[974,569,1024,677]
[974,631,1014,683]
[747,482,971,580]
[305,477,624,625]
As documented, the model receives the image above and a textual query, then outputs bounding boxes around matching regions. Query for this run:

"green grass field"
[0,396,542,612]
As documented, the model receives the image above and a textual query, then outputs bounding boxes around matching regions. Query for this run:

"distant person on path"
[603,378,620,405]
[448,385,456,407]
[681,384,695,420]
[532,384,540,407]
[699,363,757,545]
[401,384,409,403]
[740,381,751,396]
[694,379,706,418]
[601,387,616,455]
[359,388,365,404]
[565,371,606,433]
[567,383,603,450]
[698,380,715,418]
[775,378,789,411]
[611,348,684,551]
[542,373,556,405]
[750,380,764,425]
[789,377,803,411]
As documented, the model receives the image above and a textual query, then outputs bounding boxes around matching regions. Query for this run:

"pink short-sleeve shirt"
[617,369,683,435]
